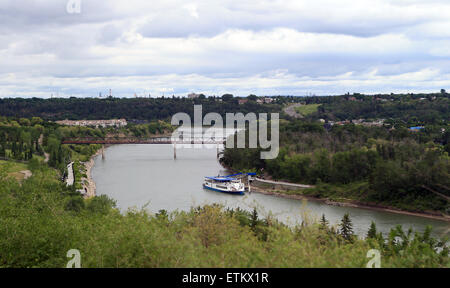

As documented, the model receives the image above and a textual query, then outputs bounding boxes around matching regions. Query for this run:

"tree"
[441,89,446,94]
[250,208,258,232]
[339,213,354,242]
[367,221,377,239]
[65,197,85,213]
[222,94,233,101]
[319,214,329,231]
[87,195,116,214]
[247,94,258,101]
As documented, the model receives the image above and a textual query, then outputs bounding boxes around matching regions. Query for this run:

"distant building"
[353,119,385,127]
[238,99,248,105]
[56,119,127,128]
[256,97,274,104]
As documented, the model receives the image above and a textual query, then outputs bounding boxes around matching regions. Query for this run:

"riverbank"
[81,147,104,199]
[250,182,450,223]
[220,161,450,223]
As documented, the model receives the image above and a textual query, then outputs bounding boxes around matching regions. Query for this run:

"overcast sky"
[1,0,450,98]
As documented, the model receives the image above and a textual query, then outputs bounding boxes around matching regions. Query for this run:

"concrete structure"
[66,162,74,186]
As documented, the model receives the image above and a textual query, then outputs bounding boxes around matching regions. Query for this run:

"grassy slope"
[294,104,321,116]
[0,160,29,181]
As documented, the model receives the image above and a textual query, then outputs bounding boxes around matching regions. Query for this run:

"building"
[238,99,248,105]
[256,97,274,104]
[56,119,128,128]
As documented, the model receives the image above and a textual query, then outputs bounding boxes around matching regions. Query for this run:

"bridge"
[61,137,225,159]
[61,137,225,145]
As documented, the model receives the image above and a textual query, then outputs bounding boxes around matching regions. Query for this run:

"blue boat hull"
[203,184,245,195]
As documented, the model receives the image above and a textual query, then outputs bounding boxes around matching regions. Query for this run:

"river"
[92,144,449,239]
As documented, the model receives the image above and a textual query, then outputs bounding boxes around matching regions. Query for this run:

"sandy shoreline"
[82,148,103,199]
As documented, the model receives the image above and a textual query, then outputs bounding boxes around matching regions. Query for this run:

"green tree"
[367,221,377,239]
[250,208,258,232]
[319,214,329,231]
[222,94,233,101]
[339,213,354,242]
[87,195,116,214]
[65,197,85,213]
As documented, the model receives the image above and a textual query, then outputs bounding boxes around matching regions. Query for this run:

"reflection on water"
[92,144,449,239]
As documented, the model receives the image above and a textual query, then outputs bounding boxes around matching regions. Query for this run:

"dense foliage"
[0,97,281,121]
[0,161,448,268]
[284,92,450,126]
[222,98,450,213]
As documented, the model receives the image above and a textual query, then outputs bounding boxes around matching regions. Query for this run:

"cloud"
[0,0,449,97]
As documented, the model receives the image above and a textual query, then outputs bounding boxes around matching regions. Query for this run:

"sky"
[0,0,450,98]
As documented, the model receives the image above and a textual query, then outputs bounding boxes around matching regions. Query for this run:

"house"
[238,99,248,105]
[256,97,274,104]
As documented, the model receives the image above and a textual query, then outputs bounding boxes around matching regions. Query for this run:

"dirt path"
[38,134,50,163]
[254,177,313,189]
[283,103,304,118]
[20,170,32,180]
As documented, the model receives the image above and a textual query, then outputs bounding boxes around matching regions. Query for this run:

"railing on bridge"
[61,137,225,145]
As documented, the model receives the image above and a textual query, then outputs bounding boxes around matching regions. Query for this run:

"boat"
[203,174,246,195]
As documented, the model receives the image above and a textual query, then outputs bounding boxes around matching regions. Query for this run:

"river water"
[92,144,449,239]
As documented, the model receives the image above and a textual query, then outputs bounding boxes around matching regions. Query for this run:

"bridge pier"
[101,145,105,160]
[174,143,177,160]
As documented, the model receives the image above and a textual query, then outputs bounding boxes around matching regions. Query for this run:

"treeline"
[0,161,447,267]
[0,117,45,161]
[288,93,449,126]
[0,97,281,121]
[0,115,178,176]
[221,121,450,212]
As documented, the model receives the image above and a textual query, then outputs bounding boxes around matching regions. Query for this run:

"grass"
[294,104,321,116]
[0,160,29,181]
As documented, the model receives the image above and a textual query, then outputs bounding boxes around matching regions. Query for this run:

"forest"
[0,95,449,267]
[0,96,281,121]
[221,94,450,214]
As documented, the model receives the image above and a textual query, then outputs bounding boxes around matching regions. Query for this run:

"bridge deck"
[61,137,224,145]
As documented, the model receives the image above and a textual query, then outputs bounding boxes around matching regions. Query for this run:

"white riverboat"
[203,174,246,195]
